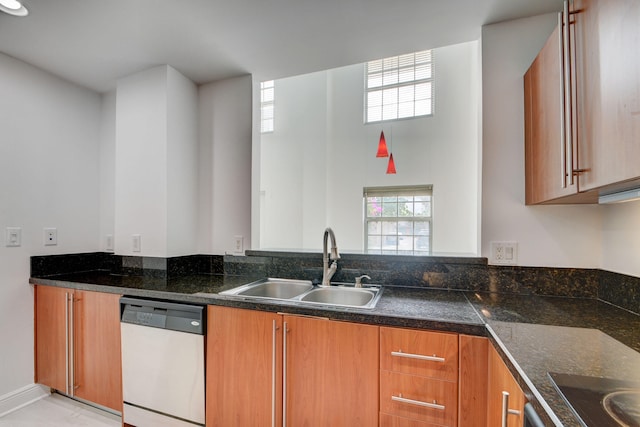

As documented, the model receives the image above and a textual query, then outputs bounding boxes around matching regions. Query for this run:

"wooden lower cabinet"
[458,335,489,427]
[34,285,122,412]
[487,344,526,427]
[206,308,526,427]
[206,306,379,427]
[380,327,459,427]
[380,370,457,426]
[34,285,69,393]
[380,412,441,427]
[206,306,282,427]
[73,290,123,411]
[285,314,379,426]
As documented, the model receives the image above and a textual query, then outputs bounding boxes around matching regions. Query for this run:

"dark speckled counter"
[29,272,486,335]
[29,272,640,426]
[468,292,640,426]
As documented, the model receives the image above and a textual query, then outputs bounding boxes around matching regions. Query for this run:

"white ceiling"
[0,0,563,93]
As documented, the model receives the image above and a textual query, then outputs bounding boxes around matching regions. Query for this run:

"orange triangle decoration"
[376,131,389,157]
[386,153,396,174]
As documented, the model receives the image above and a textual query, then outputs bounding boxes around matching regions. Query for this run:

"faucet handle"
[355,274,371,288]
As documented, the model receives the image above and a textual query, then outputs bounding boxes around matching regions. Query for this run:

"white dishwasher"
[120,297,205,427]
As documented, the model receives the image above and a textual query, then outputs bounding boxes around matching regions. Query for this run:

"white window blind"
[261,80,274,133]
[364,185,433,255]
[365,50,434,123]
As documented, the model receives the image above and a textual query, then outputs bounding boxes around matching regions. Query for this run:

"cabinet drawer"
[380,370,457,426]
[380,412,443,427]
[380,327,458,381]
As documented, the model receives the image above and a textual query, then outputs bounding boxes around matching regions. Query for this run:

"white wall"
[0,53,101,398]
[257,41,480,254]
[198,76,253,254]
[167,67,199,256]
[114,65,198,257]
[99,91,116,251]
[480,14,602,267]
[115,66,169,256]
[601,202,640,277]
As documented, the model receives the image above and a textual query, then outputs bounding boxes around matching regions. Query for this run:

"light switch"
[6,227,21,247]
[132,234,141,252]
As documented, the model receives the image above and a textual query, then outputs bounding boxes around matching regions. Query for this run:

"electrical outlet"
[106,234,114,252]
[490,241,518,265]
[6,227,21,247]
[44,228,57,246]
[132,234,141,252]
[233,235,244,254]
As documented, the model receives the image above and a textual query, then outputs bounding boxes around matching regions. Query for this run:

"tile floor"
[0,393,120,427]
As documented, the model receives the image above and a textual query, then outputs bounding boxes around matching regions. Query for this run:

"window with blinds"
[261,80,274,133]
[364,186,433,255]
[365,50,434,123]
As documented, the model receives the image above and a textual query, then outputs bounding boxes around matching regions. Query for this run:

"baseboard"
[0,384,50,417]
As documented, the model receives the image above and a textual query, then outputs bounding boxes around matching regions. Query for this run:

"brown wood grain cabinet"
[206,306,379,427]
[524,23,568,204]
[34,285,122,412]
[487,344,525,427]
[73,290,123,412]
[379,327,459,427]
[284,314,379,426]
[458,335,489,427]
[34,285,69,393]
[524,0,640,204]
[206,306,282,427]
[572,0,640,192]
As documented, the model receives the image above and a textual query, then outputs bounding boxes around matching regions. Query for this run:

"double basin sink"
[218,278,383,309]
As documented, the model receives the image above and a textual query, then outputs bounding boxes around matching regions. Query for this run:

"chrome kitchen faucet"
[321,227,340,286]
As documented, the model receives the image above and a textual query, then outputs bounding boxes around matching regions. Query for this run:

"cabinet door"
[35,285,70,392]
[74,290,122,412]
[525,23,581,204]
[458,335,488,427]
[206,306,282,427]
[574,0,640,191]
[487,345,525,427]
[284,315,379,427]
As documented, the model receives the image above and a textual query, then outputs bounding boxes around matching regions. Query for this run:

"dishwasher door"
[120,297,205,427]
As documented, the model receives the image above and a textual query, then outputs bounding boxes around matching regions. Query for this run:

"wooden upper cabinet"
[573,0,640,192]
[525,0,640,204]
[206,306,282,427]
[487,345,525,427]
[73,290,122,412]
[284,315,379,427]
[525,24,581,204]
[35,285,69,392]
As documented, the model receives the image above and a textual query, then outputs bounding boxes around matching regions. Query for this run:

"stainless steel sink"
[220,278,314,300]
[218,278,383,309]
[299,286,381,309]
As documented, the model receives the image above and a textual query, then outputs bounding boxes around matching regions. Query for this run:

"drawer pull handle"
[391,350,445,363]
[392,394,445,411]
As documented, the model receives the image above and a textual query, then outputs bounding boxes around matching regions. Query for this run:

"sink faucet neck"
[322,227,340,286]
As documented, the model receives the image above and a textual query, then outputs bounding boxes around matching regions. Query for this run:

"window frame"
[364,50,435,124]
[260,80,275,133]
[363,185,433,255]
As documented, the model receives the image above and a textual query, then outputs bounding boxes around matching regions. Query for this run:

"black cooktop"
[549,372,640,427]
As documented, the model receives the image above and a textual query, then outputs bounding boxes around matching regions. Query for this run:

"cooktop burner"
[549,372,640,427]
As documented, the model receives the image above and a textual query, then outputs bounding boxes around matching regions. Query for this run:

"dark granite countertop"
[29,272,640,426]
[28,271,486,335]
[468,292,640,426]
